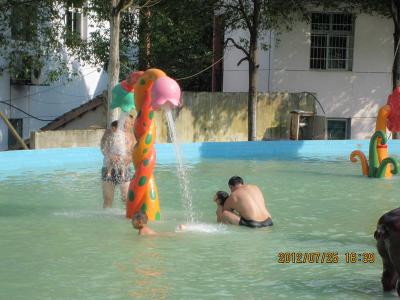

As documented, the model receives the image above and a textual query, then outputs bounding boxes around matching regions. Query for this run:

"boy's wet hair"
[216,191,229,206]
[228,176,244,187]
[132,212,148,224]
[111,120,118,128]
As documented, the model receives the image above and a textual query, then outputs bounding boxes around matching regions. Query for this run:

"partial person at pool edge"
[100,112,136,208]
[217,176,273,228]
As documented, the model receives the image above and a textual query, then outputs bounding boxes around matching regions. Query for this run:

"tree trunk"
[248,58,257,141]
[247,0,261,141]
[212,14,224,92]
[107,1,121,127]
[138,6,152,70]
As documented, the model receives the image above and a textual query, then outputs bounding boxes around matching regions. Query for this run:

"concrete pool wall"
[2,140,400,174]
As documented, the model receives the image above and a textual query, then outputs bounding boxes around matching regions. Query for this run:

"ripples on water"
[1,158,398,299]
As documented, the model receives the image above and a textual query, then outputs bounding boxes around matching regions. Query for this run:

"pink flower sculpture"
[151,77,181,110]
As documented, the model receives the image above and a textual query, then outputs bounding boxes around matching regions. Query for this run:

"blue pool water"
[1,141,400,299]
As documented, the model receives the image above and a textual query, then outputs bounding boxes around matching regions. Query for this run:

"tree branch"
[238,0,252,30]
[225,37,249,57]
[237,56,248,66]
[392,0,400,28]
[114,0,133,15]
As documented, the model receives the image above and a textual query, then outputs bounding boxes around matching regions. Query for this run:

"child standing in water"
[104,120,127,179]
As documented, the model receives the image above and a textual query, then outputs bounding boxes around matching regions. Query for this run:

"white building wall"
[0,6,110,151]
[0,66,108,151]
[223,13,393,139]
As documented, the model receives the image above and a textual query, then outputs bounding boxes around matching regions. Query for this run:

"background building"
[0,2,108,150]
[223,12,393,140]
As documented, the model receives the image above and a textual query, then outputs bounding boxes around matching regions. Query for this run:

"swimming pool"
[1,141,400,299]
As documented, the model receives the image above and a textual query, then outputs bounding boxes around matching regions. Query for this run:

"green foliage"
[0,0,218,90]
[216,0,307,60]
[0,0,90,83]
[138,0,216,91]
[306,1,391,17]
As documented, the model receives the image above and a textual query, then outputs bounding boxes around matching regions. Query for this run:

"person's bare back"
[221,176,273,228]
[228,184,271,221]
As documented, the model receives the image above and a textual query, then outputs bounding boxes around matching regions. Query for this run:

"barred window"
[65,1,86,45]
[310,13,354,71]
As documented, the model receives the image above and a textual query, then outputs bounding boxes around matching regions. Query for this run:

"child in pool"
[214,191,229,223]
[104,120,127,179]
[132,212,186,236]
[132,212,157,235]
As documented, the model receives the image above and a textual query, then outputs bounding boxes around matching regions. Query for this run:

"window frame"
[327,118,351,140]
[309,12,355,72]
[65,2,87,44]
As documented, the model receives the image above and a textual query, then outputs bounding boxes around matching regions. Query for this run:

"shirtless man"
[219,176,273,228]
[101,112,136,208]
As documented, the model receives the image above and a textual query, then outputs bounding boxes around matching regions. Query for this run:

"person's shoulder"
[227,192,238,201]
[248,184,261,190]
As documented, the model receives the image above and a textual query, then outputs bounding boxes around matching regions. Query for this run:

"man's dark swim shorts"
[239,216,273,228]
[101,166,131,185]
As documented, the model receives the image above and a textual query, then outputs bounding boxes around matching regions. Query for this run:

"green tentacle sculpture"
[350,130,399,178]
[376,157,399,178]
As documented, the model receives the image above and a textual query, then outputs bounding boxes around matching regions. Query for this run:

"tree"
[0,0,155,125]
[106,0,134,123]
[85,0,156,124]
[137,0,216,91]
[0,0,79,83]
[215,0,305,141]
[91,0,215,123]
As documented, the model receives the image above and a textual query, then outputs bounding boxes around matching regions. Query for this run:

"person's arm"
[223,196,241,217]
[223,196,235,212]
[216,205,224,223]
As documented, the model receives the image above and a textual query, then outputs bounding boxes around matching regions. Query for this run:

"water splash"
[165,109,196,223]
[176,223,228,234]
[103,113,128,179]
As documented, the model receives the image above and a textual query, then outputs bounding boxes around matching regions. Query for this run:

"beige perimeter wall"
[30,92,315,149]
[155,91,315,142]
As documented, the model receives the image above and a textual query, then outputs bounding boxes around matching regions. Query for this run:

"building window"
[327,118,350,139]
[65,1,86,44]
[310,13,354,71]
[8,118,23,149]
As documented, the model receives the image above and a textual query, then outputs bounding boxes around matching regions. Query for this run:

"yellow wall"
[31,92,316,148]
[155,92,315,142]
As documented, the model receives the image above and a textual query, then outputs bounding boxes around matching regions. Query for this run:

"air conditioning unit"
[289,110,327,140]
